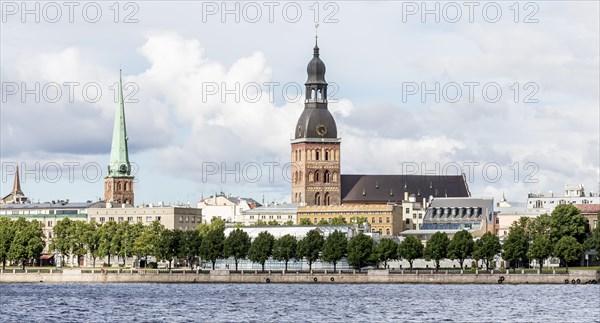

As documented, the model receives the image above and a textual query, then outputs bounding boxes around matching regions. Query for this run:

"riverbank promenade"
[2,268,598,284]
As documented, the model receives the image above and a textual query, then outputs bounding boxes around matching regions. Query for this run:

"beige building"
[297,204,402,236]
[88,203,202,230]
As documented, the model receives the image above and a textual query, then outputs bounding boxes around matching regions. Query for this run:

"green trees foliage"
[248,231,275,271]
[527,235,552,271]
[199,225,225,270]
[321,230,348,271]
[7,218,45,268]
[0,217,16,270]
[330,216,347,225]
[376,238,398,269]
[299,218,312,225]
[297,229,324,271]
[473,232,501,270]
[501,224,529,270]
[178,229,202,269]
[347,233,373,269]
[424,232,450,271]
[272,234,297,272]
[397,236,423,270]
[224,228,251,271]
[554,236,582,271]
[447,230,474,269]
[548,204,589,244]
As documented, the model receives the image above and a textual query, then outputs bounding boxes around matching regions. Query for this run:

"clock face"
[297,125,303,137]
[316,124,328,137]
[119,164,128,173]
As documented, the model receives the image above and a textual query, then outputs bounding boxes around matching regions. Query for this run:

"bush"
[147,262,158,269]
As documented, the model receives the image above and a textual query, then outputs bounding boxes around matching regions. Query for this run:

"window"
[185,217,189,222]
[179,216,183,222]
[379,217,382,224]
[48,232,52,239]
[386,217,390,223]
[313,218,318,224]
[405,208,410,213]
[405,219,410,224]
[146,216,152,223]
[99,217,105,223]
[191,217,195,223]
[371,217,375,223]
[413,214,417,219]
[137,217,142,222]
[109,217,114,222]
[47,221,53,227]
[118,217,124,223]
[250,215,254,219]
[157,216,161,221]
[386,228,390,235]
[127,217,133,222]
[315,171,320,182]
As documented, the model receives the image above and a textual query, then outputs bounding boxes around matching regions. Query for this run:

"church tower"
[291,38,341,206]
[104,70,134,205]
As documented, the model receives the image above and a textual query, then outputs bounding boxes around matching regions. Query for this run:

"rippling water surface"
[1,283,599,322]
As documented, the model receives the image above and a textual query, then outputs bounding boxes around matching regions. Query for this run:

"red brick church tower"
[291,38,341,206]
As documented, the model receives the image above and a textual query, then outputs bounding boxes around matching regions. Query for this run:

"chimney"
[403,191,409,202]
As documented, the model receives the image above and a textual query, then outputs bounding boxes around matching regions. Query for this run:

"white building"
[196,193,260,224]
[238,203,299,226]
[526,184,600,211]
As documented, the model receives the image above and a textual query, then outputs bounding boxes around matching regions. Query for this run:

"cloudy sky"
[1,1,598,205]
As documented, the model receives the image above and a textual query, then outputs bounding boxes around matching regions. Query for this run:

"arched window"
[315,192,321,206]
[311,88,316,99]
[332,172,338,182]
[294,171,298,183]
[124,182,128,191]
[324,192,330,206]
[117,182,122,191]
[315,171,320,182]
[325,150,329,161]
[309,172,314,182]
[315,150,320,160]
[324,170,330,183]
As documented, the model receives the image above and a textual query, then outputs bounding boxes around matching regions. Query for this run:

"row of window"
[248,215,294,220]
[292,148,340,162]
[94,216,162,223]
[370,228,391,235]
[293,170,338,184]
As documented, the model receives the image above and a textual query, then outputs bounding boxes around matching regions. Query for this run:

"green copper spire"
[107,70,131,177]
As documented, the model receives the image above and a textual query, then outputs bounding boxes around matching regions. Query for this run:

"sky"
[1,1,599,205]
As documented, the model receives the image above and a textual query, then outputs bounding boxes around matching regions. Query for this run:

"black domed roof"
[295,107,337,139]
[306,45,326,84]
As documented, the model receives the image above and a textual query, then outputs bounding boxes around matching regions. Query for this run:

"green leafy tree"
[50,218,74,266]
[120,222,144,266]
[273,234,297,272]
[349,217,368,225]
[0,217,16,270]
[299,218,312,225]
[253,220,268,226]
[473,232,501,270]
[98,221,118,266]
[448,230,474,269]
[527,235,553,271]
[318,219,329,225]
[178,229,202,269]
[267,220,280,226]
[283,220,295,226]
[584,214,600,260]
[82,222,101,267]
[347,233,373,269]
[424,232,450,271]
[549,204,589,244]
[554,236,582,271]
[248,231,275,271]
[199,226,225,270]
[157,229,180,269]
[71,221,89,267]
[321,230,348,271]
[398,236,423,270]
[297,229,324,271]
[330,216,347,225]
[8,218,45,268]
[376,238,398,269]
[528,213,551,237]
[501,225,529,271]
[224,228,251,271]
[133,221,164,266]
[197,218,226,236]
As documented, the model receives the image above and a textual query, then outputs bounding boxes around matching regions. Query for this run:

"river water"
[0,283,598,322]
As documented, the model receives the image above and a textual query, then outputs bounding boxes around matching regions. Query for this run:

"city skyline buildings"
[1,2,598,204]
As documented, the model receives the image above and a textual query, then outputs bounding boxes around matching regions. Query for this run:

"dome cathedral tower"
[291,37,341,206]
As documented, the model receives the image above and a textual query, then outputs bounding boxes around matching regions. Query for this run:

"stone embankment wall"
[1,269,599,284]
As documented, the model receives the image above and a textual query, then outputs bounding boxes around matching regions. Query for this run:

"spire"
[12,165,23,195]
[107,69,131,177]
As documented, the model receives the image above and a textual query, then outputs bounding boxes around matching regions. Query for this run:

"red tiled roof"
[574,204,600,213]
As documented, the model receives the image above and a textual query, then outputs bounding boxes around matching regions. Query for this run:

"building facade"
[239,203,298,226]
[87,204,202,231]
[297,204,400,235]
